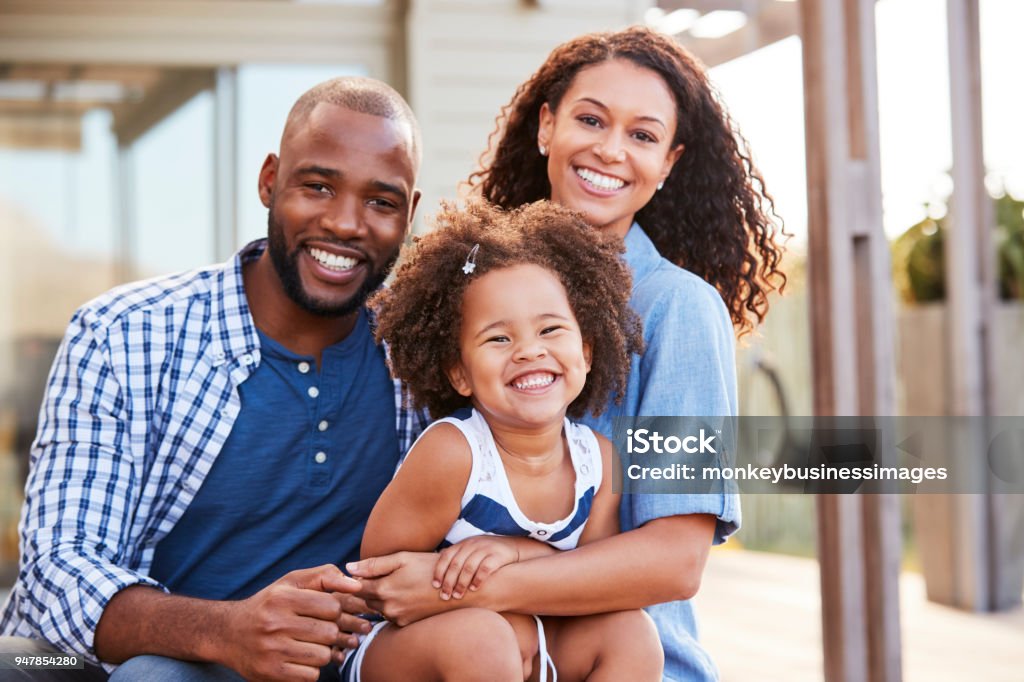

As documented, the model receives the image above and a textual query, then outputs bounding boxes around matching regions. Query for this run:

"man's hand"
[218,565,360,681]
[329,592,375,666]
[432,537,520,600]
[348,552,460,627]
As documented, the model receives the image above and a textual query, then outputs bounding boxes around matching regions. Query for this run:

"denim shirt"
[580,223,741,682]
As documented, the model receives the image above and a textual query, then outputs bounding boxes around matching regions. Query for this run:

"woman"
[473,24,787,676]
[350,26,786,681]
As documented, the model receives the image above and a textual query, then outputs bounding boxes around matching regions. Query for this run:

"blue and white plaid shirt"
[0,239,429,663]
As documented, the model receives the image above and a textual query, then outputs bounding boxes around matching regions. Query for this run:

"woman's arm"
[488,513,715,613]
[360,423,471,559]
[627,271,740,541]
[576,434,619,545]
[350,513,714,625]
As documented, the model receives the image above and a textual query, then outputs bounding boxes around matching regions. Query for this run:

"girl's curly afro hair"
[469,26,787,336]
[370,199,644,421]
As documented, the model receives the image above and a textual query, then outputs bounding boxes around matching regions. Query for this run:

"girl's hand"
[432,537,522,599]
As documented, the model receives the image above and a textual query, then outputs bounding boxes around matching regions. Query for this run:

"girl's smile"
[446,264,592,431]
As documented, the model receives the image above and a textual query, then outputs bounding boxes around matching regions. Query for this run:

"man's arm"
[350,513,715,626]
[13,310,168,658]
[15,309,364,678]
[94,566,359,680]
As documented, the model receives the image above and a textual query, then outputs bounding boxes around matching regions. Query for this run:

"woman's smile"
[538,58,684,240]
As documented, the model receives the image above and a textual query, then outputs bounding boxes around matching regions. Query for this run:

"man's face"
[258,103,420,317]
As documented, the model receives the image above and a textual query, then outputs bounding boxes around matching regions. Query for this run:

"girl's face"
[538,59,684,240]
[447,264,592,431]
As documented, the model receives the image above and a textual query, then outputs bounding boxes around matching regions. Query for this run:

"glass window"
[131,91,216,276]
[0,63,366,585]
[236,64,365,247]
[0,109,118,580]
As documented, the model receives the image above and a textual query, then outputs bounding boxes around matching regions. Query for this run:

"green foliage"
[892,217,945,302]
[996,193,1024,299]
[891,192,1024,303]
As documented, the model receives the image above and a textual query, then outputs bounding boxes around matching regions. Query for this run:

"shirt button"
[297,361,311,374]
[240,353,254,366]
[536,529,548,536]
[307,386,319,398]
[318,420,329,432]
[314,451,327,464]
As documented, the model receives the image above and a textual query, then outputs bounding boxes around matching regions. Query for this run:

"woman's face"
[538,59,684,240]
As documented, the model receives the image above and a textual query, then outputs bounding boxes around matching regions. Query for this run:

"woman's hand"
[432,537,521,599]
[348,552,457,626]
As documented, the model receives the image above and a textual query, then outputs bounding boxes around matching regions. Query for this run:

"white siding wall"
[406,0,652,230]
[0,1,398,81]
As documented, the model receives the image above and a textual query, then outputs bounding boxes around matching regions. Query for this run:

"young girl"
[347,199,657,681]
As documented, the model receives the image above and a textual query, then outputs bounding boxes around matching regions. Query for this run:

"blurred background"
[0,0,1021,680]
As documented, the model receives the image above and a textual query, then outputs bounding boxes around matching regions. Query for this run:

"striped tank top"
[426,409,603,551]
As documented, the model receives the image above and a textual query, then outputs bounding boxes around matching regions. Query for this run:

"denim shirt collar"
[622,222,661,286]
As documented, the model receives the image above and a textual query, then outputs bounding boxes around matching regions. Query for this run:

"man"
[0,76,424,681]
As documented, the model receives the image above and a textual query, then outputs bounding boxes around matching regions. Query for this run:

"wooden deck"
[695,548,1024,681]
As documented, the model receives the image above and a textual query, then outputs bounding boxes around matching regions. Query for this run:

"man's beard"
[267,207,398,318]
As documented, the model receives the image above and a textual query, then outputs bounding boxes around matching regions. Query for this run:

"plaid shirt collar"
[207,239,264,373]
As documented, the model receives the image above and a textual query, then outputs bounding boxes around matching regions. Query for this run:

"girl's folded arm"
[360,423,472,559]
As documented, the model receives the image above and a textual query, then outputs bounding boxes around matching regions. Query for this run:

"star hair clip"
[462,243,480,275]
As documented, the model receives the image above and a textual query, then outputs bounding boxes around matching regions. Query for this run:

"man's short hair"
[285,76,422,167]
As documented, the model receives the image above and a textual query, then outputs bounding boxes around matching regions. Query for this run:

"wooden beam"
[945,0,990,417]
[659,0,759,12]
[801,0,902,679]
[111,69,215,148]
[0,64,164,89]
[938,0,996,612]
[0,112,80,150]
[679,0,799,67]
[0,0,395,69]
[0,99,114,116]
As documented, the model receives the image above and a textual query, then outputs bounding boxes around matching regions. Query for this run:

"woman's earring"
[657,180,665,191]
[539,144,548,157]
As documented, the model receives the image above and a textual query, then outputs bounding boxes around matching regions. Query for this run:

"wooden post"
[800,0,902,679]
[941,0,998,612]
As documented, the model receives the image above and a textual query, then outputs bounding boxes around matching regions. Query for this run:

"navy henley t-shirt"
[150,311,399,599]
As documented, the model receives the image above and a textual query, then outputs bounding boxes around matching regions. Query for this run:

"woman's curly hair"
[469,26,787,335]
[370,199,644,421]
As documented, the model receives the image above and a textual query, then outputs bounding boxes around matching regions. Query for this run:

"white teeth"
[308,247,357,271]
[576,167,625,191]
[512,373,556,390]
